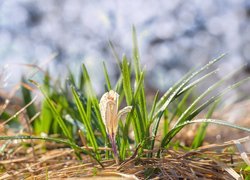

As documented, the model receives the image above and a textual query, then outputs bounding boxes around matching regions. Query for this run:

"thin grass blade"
[71,85,99,158]
[191,100,220,148]
[159,118,250,158]
[109,41,122,71]
[122,55,133,105]
[161,77,250,148]
[30,80,73,141]
[102,61,112,91]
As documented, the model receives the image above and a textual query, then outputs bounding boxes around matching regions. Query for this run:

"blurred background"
[0,0,250,98]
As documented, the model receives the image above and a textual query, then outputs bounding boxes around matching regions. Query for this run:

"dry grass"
[0,137,249,179]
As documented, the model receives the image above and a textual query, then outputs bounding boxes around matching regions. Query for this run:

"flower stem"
[109,134,119,164]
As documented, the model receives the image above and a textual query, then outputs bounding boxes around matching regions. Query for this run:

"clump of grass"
[0,27,250,178]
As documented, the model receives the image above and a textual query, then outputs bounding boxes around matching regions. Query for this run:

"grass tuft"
[0,27,249,179]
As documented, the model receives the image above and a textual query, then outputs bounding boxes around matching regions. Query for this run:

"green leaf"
[132,26,141,81]
[102,61,112,91]
[71,85,99,158]
[169,88,193,124]
[148,91,159,125]
[173,65,247,129]
[43,70,51,95]
[125,71,145,144]
[188,77,250,122]
[122,55,133,105]
[155,54,225,118]
[119,71,146,155]
[109,41,122,71]
[134,71,148,134]
[81,64,107,141]
[30,80,73,141]
[40,100,53,134]
[191,100,220,148]
[151,54,225,151]
[160,77,250,148]
[161,118,250,148]
[81,64,95,98]
[21,77,36,122]
[177,69,218,96]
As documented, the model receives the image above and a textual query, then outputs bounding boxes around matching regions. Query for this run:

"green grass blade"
[156,54,225,117]
[71,85,99,157]
[136,74,148,131]
[161,118,250,148]
[161,77,250,148]
[191,100,220,148]
[102,61,112,91]
[78,66,84,91]
[114,75,124,101]
[148,91,159,126]
[151,54,225,151]
[119,72,146,153]
[30,80,73,141]
[169,89,193,124]
[81,64,106,141]
[132,27,148,134]
[188,77,250,121]
[92,101,107,141]
[132,26,141,81]
[21,77,36,122]
[150,112,163,152]
[133,104,144,142]
[155,71,192,111]
[163,110,169,138]
[81,64,95,97]
[68,68,76,87]
[109,41,122,71]
[86,97,92,124]
[122,55,133,105]
[172,83,219,129]
[133,71,144,99]
[153,55,225,133]
[43,70,51,95]
[174,65,247,129]
[129,71,146,144]
[155,57,222,114]
[40,100,53,134]
[177,69,219,96]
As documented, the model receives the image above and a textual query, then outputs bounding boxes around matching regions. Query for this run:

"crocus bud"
[100,90,132,164]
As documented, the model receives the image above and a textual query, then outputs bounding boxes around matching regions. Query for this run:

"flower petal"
[117,106,133,120]
[99,90,119,135]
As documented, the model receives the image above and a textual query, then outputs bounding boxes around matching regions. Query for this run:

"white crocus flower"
[99,90,132,164]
